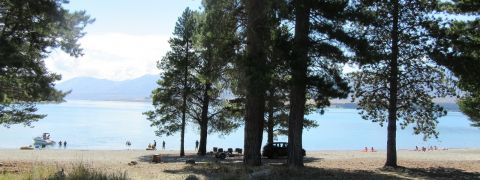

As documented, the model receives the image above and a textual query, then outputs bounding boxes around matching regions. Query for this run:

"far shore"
[1,148,478,179]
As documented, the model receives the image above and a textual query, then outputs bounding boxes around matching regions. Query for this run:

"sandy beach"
[1,148,479,179]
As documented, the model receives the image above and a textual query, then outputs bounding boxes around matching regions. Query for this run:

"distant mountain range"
[56,74,158,101]
[56,74,459,110]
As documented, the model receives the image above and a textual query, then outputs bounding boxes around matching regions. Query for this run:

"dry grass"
[0,163,129,180]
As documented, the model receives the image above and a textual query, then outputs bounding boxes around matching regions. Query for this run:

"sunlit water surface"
[1,100,479,151]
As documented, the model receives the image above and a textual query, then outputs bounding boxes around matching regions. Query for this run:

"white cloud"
[45,33,170,81]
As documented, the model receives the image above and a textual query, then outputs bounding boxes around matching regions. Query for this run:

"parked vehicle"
[262,142,306,159]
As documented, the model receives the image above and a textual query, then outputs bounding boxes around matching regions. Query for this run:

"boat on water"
[33,133,55,145]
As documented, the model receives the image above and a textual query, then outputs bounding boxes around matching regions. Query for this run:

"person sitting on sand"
[148,144,152,149]
[422,146,426,152]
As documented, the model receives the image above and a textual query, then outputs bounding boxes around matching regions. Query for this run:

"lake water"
[0,100,479,151]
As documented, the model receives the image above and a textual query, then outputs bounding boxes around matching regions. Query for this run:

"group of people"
[126,140,201,150]
[363,146,376,152]
[58,140,67,148]
[415,145,447,151]
[147,140,167,150]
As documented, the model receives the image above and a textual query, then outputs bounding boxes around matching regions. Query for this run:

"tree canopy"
[351,0,456,167]
[430,0,480,127]
[0,0,93,127]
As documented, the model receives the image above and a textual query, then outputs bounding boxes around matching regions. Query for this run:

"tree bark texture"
[267,89,275,145]
[198,82,211,156]
[288,0,309,168]
[244,0,268,166]
[385,0,399,168]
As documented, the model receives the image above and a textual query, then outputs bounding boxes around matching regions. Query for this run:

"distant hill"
[56,74,158,101]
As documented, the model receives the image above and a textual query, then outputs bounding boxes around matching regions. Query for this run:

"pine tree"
[0,0,93,126]
[145,8,197,157]
[351,0,456,167]
[430,0,480,127]
[193,0,242,156]
[286,0,370,167]
[243,0,270,166]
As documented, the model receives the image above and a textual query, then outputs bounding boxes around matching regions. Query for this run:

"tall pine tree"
[193,0,242,156]
[145,8,197,157]
[243,0,270,166]
[351,0,456,167]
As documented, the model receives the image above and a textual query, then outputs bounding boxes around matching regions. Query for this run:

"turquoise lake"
[0,100,479,151]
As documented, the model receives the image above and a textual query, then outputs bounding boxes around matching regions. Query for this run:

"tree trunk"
[244,0,268,166]
[267,89,274,145]
[180,91,186,157]
[198,82,211,156]
[180,34,190,157]
[288,0,309,168]
[267,88,275,144]
[385,0,399,168]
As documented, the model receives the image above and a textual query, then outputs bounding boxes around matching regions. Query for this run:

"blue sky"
[46,0,202,81]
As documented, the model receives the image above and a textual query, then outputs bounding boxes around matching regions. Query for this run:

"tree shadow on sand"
[380,166,480,180]
[163,163,480,180]
[162,162,403,180]
[138,154,479,179]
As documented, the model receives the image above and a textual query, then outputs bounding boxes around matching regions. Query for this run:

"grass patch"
[1,164,129,180]
[52,164,129,180]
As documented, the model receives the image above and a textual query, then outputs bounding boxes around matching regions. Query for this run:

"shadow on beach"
[380,166,480,180]
[136,154,480,179]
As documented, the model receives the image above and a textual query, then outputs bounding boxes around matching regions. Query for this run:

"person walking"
[153,140,157,150]
[162,140,165,150]
[195,140,199,150]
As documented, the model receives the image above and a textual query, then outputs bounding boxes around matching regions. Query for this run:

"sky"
[45,0,202,81]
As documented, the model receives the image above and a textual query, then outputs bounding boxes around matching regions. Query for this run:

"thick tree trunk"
[267,89,274,145]
[198,82,211,156]
[244,0,268,166]
[288,0,309,168]
[385,0,399,168]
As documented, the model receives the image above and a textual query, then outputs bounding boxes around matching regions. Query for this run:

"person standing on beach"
[63,141,67,148]
[162,140,165,150]
[195,140,199,150]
